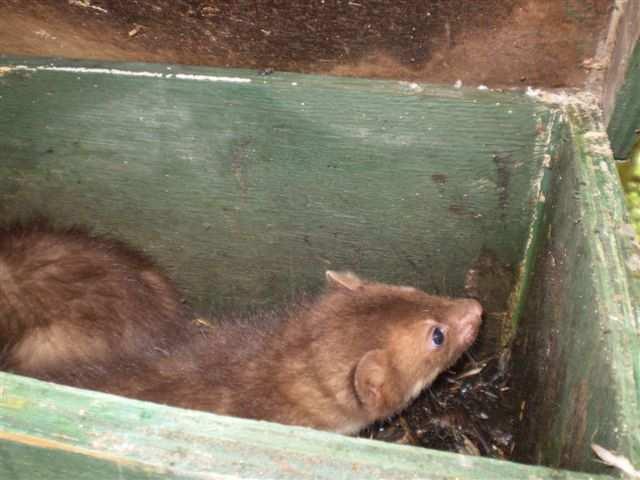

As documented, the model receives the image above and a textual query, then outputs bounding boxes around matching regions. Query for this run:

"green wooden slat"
[0,57,544,324]
[570,104,640,470]
[607,38,640,159]
[513,99,640,471]
[0,373,613,480]
[0,441,165,480]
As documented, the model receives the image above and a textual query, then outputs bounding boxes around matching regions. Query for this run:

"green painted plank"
[513,98,640,472]
[607,38,640,159]
[0,441,164,480]
[0,373,613,480]
[0,57,545,330]
[502,107,561,346]
[0,57,635,478]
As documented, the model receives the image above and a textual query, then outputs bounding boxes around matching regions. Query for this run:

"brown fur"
[0,219,194,376]
[0,221,482,434]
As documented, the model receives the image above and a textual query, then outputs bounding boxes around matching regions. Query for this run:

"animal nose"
[459,298,482,346]
[462,298,483,326]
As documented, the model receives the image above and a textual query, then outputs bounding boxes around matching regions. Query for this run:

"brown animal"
[0,220,193,377]
[0,221,482,434]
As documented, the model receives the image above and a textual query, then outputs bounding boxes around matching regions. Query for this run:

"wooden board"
[0,57,637,479]
[0,57,545,320]
[607,33,640,159]
[513,98,640,472]
[0,372,615,480]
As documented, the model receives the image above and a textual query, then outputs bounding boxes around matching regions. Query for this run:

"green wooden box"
[0,57,638,479]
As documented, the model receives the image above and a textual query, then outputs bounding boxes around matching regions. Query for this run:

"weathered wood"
[600,0,640,124]
[0,57,544,326]
[0,57,637,479]
[0,373,614,480]
[607,27,640,159]
[0,440,161,480]
[513,96,640,472]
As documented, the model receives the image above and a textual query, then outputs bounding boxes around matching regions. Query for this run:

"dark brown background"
[1,0,612,87]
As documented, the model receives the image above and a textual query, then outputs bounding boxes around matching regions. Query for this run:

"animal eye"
[431,327,445,347]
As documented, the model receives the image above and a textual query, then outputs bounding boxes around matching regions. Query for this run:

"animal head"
[322,270,482,424]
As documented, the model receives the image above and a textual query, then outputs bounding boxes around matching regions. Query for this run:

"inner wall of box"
[510,123,619,474]
[0,62,543,339]
[1,61,563,461]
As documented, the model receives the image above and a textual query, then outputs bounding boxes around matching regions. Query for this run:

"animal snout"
[463,298,483,323]
[459,298,483,346]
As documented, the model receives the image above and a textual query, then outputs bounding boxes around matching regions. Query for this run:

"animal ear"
[325,270,364,291]
[354,349,390,414]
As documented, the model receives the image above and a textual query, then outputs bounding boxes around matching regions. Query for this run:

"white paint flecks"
[68,0,108,14]
[8,65,252,84]
[13,65,164,78]
[174,73,251,83]
[525,86,601,110]
[398,81,424,93]
[584,131,609,141]
[525,86,542,97]
[589,138,615,158]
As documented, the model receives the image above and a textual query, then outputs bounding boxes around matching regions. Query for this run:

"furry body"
[0,221,482,434]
